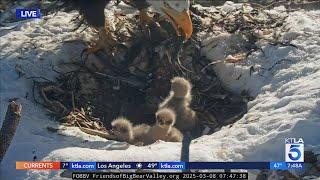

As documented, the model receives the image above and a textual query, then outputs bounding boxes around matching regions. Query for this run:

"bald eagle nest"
[34,2,291,139]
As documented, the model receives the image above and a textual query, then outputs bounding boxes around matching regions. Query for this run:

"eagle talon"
[80,46,102,61]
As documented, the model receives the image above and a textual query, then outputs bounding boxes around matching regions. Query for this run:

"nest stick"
[71,91,76,111]
[0,101,22,163]
[79,127,117,140]
[181,132,193,161]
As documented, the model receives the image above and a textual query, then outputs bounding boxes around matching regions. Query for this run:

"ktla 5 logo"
[285,138,304,162]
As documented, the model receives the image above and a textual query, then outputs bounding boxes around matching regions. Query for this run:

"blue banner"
[68,162,96,170]
[16,9,41,19]
[61,162,271,170]
[188,162,269,169]
[96,162,137,169]
[270,162,287,170]
[158,162,185,170]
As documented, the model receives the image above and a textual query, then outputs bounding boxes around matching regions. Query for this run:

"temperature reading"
[270,162,286,170]
[147,163,157,169]
[274,163,282,168]
[61,162,69,169]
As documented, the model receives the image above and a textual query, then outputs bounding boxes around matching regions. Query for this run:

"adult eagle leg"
[81,27,117,59]
[139,9,168,39]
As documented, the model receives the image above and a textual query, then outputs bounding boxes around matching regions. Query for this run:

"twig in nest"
[200,60,222,73]
[61,110,105,130]
[78,26,89,34]
[71,15,85,32]
[225,53,247,63]
[15,64,26,78]
[267,58,293,72]
[176,56,193,73]
[94,72,145,88]
[79,127,116,140]
[32,81,49,107]
[198,79,218,93]
[174,62,186,75]
[27,76,53,83]
[220,106,247,127]
[40,85,69,116]
[269,41,298,49]
[59,109,115,140]
[51,66,64,75]
[71,91,76,111]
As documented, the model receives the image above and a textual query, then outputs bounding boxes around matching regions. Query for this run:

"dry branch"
[0,101,22,163]
[79,127,116,140]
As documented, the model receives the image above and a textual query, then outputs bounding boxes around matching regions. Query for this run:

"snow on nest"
[0,2,319,180]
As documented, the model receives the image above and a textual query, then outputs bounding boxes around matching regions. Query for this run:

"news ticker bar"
[72,172,249,179]
[16,161,303,170]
